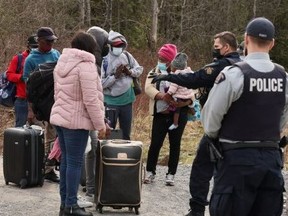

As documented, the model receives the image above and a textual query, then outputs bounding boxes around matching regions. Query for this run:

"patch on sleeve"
[205,67,214,75]
[214,72,226,84]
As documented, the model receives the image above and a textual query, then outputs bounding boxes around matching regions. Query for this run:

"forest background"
[0,0,288,165]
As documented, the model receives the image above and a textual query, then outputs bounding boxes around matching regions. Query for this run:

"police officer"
[152,31,241,216]
[202,17,288,216]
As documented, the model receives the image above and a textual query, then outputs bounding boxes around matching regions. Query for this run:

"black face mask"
[212,48,223,59]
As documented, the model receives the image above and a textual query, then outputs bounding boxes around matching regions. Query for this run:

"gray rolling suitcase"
[95,139,143,215]
[3,127,45,188]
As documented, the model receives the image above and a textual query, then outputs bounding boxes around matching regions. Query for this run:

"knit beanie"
[158,44,177,62]
[172,52,188,70]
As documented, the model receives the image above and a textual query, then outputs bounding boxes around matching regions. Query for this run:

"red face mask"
[39,39,54,53]
[41,44,52,52]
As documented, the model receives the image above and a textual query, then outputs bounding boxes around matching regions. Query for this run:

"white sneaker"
[77,195,93,208]
[144,171,155,184]
[85,193,95,203]
[169,124,178,130]
[165,174,175,186]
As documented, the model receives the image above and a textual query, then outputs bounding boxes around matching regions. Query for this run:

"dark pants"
[146,108,187,175]
[56,126,89,207]
[209,148,284,216]
[105,103,132,140]
[14,98,28,127]
[189,135,214,208]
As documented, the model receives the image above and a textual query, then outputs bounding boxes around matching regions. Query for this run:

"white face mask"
[112,47,123,56]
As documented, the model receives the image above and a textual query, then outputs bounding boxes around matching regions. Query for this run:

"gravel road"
[0,155,287,216]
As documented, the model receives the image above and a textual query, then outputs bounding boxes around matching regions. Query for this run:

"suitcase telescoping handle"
[110,139,130,144]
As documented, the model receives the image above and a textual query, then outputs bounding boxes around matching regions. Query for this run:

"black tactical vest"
[219,62,286,141]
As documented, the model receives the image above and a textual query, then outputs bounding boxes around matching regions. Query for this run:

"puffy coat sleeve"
[79,62,106,131]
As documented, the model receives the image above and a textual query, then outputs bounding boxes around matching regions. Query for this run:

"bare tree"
[253,0,257,17]
[85,0,91,26]
[151,0,159,51]
[79,0,85,26]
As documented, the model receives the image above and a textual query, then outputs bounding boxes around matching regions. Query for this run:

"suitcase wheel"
[134,207,139,215]
[39,177,45,187]
[96,204,103,214]
[20,179,27,189]
[129,207,139,215]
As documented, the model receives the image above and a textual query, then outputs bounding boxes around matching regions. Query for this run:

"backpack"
[26,61,57,121]
[123,51,142,95]
[0,53,23,107]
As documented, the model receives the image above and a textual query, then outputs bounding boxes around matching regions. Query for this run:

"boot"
[59,204,64,216]
[64,204,93,216]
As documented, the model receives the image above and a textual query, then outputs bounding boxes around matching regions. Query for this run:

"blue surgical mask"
[157,62,167,71]
[112,47,123,56]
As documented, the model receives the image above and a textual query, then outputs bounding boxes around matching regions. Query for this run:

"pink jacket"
[167,67,196,100]
[50,48,105,131]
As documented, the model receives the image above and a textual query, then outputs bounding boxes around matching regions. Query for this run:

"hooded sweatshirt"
[50,48,105,131]
[23,48,60,81]
[100,30,143,102]
[87,26,109,70]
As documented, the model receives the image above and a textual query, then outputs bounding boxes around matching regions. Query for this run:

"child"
[167,53,196,130]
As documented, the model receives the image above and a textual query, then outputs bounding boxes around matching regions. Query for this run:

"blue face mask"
[157,62,167,71]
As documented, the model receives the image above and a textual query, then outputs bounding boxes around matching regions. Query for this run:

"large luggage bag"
[3,127,45,188]
[95,139,143,215]
[81,129,123,188]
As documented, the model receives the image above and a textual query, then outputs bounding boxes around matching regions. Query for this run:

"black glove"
[151,74,170,84]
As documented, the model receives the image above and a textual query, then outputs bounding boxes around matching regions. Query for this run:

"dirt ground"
[0,155,287,216]
[0,155,200,216]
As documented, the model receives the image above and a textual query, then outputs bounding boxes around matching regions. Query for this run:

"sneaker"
[44,170,60,183]
[168,124,178,130]
[85,193,95,203]
[165,173,175,186]
[144,171,155,184]
[77,195,93,208]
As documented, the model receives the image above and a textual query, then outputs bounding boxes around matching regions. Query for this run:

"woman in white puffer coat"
[50,31,106,216]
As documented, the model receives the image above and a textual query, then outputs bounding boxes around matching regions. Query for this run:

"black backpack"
[26,61,57,122]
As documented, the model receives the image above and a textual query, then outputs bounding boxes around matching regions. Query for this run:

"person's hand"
[98,128,106,139]
[115,65,124,79]
[162,93,177,106]
[174,99,192,108]
[122,65,132,76]
[151,74,170,84]
[105,123,112,138]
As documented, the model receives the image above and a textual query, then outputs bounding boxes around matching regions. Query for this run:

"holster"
[205,135,223,162]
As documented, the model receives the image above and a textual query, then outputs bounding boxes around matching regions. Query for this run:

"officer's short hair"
[214,31,237,51]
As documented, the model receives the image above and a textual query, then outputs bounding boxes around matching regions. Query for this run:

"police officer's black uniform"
[152,51,241,213]
[207,61,286,216]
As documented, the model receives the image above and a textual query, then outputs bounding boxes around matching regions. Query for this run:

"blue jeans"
[14,98,28,127]
[55,126,89,207]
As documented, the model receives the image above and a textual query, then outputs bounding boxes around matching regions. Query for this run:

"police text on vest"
[250,78,283,92]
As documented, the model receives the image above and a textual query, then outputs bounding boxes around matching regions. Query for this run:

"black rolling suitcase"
[95,139,143,215]
[3,127,45,188]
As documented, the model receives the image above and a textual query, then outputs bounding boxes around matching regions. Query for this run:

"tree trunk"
[79,0,85,26]
[151,0,159,51]
[85,0,91,26]
[253,0,257,17]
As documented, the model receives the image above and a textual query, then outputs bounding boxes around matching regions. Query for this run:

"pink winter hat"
[158,44,177,62]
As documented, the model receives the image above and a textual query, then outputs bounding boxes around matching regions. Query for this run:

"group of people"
[151,17,288,216]
[4,16,288,216]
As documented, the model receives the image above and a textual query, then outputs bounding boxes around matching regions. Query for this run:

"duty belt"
[220,141,279,151]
